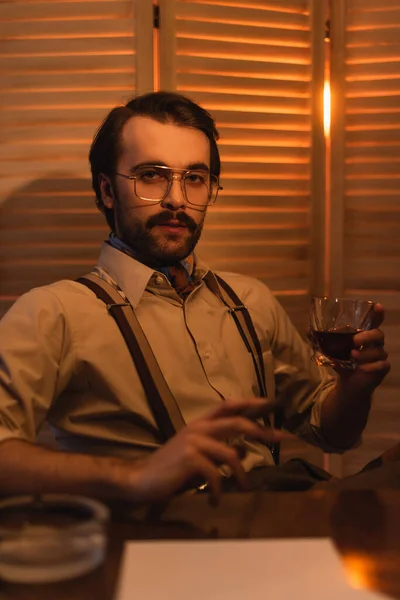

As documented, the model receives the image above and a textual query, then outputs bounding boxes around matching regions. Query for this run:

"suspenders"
[76,273,185,443]
[77,271,281,464]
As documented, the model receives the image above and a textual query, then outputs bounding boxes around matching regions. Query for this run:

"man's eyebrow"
[129,161,210,172]
[187,162,210,172]
[128,161,166,173]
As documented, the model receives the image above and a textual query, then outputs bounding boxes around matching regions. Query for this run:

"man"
[0,92,392,504]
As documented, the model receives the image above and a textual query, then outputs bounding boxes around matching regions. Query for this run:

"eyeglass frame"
[114,164,223,210]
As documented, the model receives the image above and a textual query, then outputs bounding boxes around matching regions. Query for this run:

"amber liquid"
[312,326,360,361]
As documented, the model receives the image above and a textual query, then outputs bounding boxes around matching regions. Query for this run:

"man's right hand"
[0,400,283,506]
[129,399,284,505]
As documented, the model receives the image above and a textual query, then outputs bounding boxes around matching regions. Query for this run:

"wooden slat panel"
[347,8,400,28]
[1,123,108,144]
[0,38,135,56]
[222,162,310,176]
[347,45,400,64]
[170,0,314,313]
[0,107,113,127]
[0,54,136,74]
[174,91,310,113]
[2,72,135,92]
[0,209,103,231]
[0,178,106,301]
[347,60,400,80]
[347,145,400,160]
[214,195,309,209]
[1,90,136,110]
[0,0,139,310]
[173,0,310,12]
[219,179,309,193]
[0,1,133,20]
[177,2,309,30]
[347,111,400,128]
[346,183,400,196]
[177,21,310,48]
[0,264,98,296]
[166,0,323,469]
[177,39,310,64]
[178,56,311,81]
[337,2,400,475]
[0,244,103,264]
[344,237,400,259]
[346,194,400,209]
[220,145,309,161]
[219,126,310,144]
[0,163,90,180]
[348,0,400,13]
[344,258,400,289]
[347,78,400,96]
[0,19,133,39]
[348,28,400,46]
[347,95,400,112]
[178,73,309,96]
[0,144,99,164]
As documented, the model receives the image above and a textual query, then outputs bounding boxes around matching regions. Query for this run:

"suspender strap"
[205,272,282,464]
[76,274,185,443]
[205,272,267,398]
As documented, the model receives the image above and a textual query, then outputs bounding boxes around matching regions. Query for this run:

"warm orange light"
[324,80,331,137]
[341,553,376,591]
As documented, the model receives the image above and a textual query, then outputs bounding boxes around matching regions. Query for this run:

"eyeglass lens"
[135,166,216,206]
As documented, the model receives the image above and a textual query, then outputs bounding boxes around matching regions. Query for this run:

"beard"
[114,204,206,268]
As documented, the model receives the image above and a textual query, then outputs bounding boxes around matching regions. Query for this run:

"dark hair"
[89,91,221,230]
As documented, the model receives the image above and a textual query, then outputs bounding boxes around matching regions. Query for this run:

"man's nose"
[161,175,186,210]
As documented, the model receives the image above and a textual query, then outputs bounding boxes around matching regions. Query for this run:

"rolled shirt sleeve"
[0,287,74,444]
[240,277,359,453]
[270,295,362,452]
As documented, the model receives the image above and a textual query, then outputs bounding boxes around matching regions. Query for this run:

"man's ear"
[99,173,115,209]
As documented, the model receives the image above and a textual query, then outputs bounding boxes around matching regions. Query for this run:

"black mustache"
[147,211,197,232]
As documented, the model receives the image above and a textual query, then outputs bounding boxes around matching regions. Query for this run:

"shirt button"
[204,351,211,359]
[155,276,164,285]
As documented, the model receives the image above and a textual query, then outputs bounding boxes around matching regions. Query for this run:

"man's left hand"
[338,303,390,394]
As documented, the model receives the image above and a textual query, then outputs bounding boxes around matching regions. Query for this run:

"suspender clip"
[106,302,130,313]
[228,304,248,314]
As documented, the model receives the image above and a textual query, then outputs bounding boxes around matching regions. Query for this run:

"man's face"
[100,116,211,267]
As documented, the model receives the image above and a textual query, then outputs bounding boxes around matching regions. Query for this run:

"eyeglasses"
[115,165,222,209]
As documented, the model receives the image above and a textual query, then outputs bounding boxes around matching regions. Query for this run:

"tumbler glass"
[309,297,375,370]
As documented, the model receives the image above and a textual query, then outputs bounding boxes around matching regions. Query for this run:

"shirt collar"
[95,242,212,308]
[96,242,153,308]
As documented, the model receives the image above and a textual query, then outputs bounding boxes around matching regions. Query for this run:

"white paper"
[115,538,389,600]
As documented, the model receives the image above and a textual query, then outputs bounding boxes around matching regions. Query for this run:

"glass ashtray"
[0,494,109,583]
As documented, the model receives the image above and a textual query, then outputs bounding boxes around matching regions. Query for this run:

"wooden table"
[2,490,400,599]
